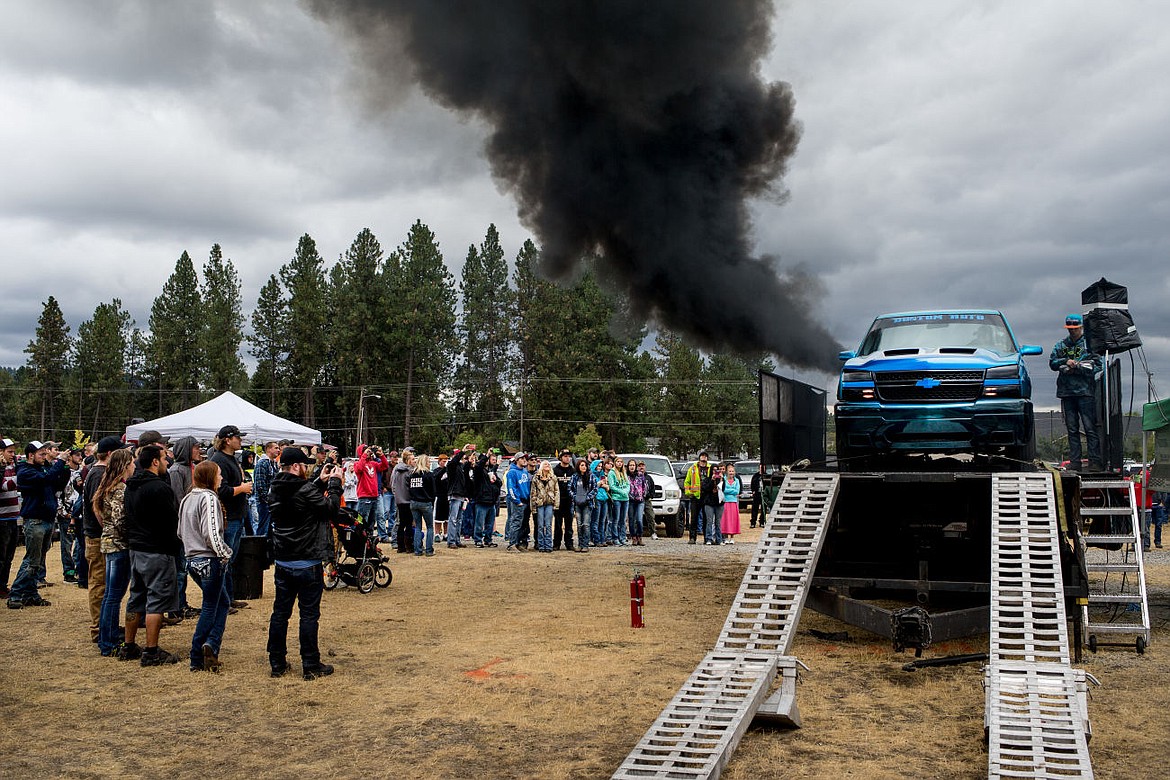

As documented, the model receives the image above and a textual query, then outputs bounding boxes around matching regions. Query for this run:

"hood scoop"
[939,347,977,354]
[882,349,920,356]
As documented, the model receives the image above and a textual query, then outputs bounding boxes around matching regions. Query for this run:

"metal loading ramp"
[612,473,838,780]
[987,473,1094,779]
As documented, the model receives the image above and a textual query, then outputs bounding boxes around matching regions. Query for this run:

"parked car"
[733,460,760,509]
[618,453,683,537]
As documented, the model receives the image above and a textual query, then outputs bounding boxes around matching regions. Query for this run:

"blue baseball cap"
[1065,313,1083,328]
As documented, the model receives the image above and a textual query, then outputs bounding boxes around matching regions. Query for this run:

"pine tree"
[24,296,72,439]
[148,251,203,413]
[200,243,247,394]
[656,329,707,458]
[703,352,766,458]
[392,220,457,450]
[280,234,329,426]
[248,274,289,412]
[123,328,153,425]
[329,228,391,449]
[455,224,511,442]
[73,299,132,437]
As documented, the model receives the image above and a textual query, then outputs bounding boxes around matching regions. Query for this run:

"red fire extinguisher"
[630,571,645,628]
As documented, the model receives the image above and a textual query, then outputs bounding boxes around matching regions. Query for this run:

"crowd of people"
[1,430,771,680]
[1,430,341,680]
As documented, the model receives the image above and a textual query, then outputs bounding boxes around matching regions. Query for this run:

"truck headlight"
[985,365,1018,379]
[666,489,680,499]
[841,370,873,383]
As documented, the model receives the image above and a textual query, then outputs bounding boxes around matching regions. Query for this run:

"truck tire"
[663,512,681,538]
[1006,438,1036,468]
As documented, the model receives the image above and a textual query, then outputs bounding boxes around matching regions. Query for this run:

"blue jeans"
[534,504,554,551]
[1062,395,1101,466]
[611,499,629,544]
[593,499,608,545]
[356,497,379,532]
[574,504,592,550]
[1153,504,1166,547]
[57,516,75,574]
[9,518,52,601]
[379,493,395,539]
[629,500,645,538]
[703,505,723,544]
[462,501,475,537]
[411,500,434,554]
[506,499,526,546]
[72,531,88,586]
[187,557,231,666]
[267,564,324,668]
[224,518,245,600]
[474,502,496,544]
[99,549,131,654]
[253,499,271,538]
[447,497,468,544]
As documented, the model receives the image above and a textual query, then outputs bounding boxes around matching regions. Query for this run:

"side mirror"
[1020,345,1043,356]
[838,350,857,361]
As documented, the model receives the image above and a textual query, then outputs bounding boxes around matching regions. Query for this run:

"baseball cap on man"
[279,446,313,466]
[559,448,572,457]
[25,440,49,455]
[137,430,170,447]
[1065,313,1084,328]
[217,425,242,439]
[96,436,124,454]
[1,438,15,450]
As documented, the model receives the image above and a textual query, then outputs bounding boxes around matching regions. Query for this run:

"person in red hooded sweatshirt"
[354,444,388,536]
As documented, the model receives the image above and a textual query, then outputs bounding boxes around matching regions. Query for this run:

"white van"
[617,453,683,537]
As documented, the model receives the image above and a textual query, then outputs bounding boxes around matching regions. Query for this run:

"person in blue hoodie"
[9,441,70,608]
[504,453,531,552]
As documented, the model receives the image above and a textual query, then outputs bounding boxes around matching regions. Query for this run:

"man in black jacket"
[445,445,474,549]
[552,449,575,551]
[267,447,342,680]
[209,425,253,608]
[749,463,766,528]
[120,445,182,665]
[9,441,70,608]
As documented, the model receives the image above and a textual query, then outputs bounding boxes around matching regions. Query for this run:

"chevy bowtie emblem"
[916,377,941,389]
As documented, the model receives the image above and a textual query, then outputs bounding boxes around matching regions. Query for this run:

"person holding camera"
[354,444,388,538]
[266,447,342,680]
[9,441,71,608]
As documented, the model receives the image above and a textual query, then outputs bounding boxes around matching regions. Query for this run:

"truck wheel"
[664,512,681,538]
[1006,439,1037,468]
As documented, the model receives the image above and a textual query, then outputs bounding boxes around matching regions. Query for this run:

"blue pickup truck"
[835,310,1043,467]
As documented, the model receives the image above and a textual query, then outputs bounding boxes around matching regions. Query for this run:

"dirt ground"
[1,518,1167,780]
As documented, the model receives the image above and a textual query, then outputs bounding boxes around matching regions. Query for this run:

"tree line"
[3,222,771,459]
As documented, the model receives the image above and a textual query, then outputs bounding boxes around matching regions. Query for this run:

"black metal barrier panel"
[758,370,826,467]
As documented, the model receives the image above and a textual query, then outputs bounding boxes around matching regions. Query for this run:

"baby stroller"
[324,506,392,594]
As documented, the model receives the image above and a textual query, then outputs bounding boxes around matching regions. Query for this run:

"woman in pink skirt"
[720,464,742,543]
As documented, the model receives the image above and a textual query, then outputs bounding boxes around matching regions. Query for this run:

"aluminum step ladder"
[612,473,838,780]
[986,473,1094,779]
[1078,478,1151,653]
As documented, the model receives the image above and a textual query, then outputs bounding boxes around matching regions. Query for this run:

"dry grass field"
[1,517,1167,780]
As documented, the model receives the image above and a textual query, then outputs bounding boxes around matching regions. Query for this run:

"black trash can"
[232,535,268,600]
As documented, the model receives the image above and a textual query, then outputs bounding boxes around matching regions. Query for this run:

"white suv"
[617,453,683,537]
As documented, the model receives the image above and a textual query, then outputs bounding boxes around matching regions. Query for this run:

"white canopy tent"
[125,391,322,445]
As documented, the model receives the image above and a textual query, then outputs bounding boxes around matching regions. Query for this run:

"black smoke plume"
[310,0,843,371]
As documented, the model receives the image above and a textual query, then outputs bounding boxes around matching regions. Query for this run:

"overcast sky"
[2,1,1167,412]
